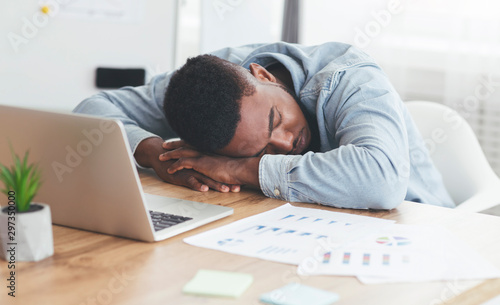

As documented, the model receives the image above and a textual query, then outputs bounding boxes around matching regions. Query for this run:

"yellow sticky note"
[183,269,253,298]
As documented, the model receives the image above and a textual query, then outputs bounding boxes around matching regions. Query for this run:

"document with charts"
[299,224,500,283]
[184,203,394,265]
[185,203,500,283]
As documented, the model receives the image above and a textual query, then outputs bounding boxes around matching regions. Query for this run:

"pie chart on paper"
[375,236,411,246]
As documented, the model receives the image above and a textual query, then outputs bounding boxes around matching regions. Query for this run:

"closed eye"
[269,107,282,135]
[275,108,282,129]
[254,106,283,158]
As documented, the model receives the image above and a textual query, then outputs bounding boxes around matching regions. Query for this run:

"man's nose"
[270,129,294,154]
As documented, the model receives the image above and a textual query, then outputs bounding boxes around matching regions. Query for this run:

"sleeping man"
[73,42,454,209]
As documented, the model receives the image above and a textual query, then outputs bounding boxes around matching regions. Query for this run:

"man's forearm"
[162,152,262,188]
[134,137,164,168]
[237,157,261,187]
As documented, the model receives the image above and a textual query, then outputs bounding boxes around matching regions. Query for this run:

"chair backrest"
[406,101,498,205]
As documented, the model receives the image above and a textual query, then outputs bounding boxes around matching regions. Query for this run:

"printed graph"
[321,251,411,270]
[376,236,411,246]
[217,238,244,247]
[279,214,352,226]
[342,252,351,264]
[237,224,323,239]
[257,246,299,255]
[185,203,394,267]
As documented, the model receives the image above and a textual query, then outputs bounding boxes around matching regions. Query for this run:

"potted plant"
[0,148,53,262]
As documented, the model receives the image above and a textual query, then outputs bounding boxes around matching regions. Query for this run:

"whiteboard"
[0,0,177,112]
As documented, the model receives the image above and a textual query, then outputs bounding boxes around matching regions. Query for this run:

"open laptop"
[0,105,233,242]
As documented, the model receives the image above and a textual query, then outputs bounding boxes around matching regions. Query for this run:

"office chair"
[406,101,500,212]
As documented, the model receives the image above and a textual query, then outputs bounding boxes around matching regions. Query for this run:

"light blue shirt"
[73,42,454,209]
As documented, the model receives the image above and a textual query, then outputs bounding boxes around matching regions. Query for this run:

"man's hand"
[134,137,240,192]
[159,142,261,187]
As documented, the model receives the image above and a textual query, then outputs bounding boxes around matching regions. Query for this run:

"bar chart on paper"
[186,205,500,283]
[302,223,500,283]
[298,224,444,277]
[184,204,394,264]
[308,249,416,277]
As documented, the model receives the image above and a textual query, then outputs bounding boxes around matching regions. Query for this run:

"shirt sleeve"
[258,66,410,210]
[72,44,261,157]
[72,72,178,157]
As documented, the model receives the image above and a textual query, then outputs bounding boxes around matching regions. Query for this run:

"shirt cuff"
[258,154,301,200]
[126,126,163,169]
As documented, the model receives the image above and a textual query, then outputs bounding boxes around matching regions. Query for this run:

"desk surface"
[2,169,500,305]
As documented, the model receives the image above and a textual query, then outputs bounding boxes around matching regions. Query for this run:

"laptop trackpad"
[144,193,220,219]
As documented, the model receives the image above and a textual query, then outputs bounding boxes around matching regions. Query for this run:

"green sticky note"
[260,283,339,305]
[183,269,253,298]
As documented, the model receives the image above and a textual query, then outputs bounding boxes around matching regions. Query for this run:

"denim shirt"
[73,42,454,209]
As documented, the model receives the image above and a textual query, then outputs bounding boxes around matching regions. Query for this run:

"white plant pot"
[0,203,54,262]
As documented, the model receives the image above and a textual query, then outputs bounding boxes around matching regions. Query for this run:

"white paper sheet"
[299,224,439,277]
[300,224,500,283]
[184,203,394,265]
[356,225,500,284]
[184,204,500,284]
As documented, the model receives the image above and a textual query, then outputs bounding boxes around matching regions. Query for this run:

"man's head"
[164,54,311,157]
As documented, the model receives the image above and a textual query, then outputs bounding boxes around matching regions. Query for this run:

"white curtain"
[300,0,500,175]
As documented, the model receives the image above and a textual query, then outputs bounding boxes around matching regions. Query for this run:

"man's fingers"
[198,176,241,193]
[198,176,231,193]
[167,159,192,174]
[159,148,202,161]
[185,175,209,192]
[162,139,190,150]
[183,171,239,193]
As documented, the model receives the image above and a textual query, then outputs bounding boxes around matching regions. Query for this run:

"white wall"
[0,0,177,112]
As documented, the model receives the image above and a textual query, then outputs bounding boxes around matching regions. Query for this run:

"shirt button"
[273,189,281,197]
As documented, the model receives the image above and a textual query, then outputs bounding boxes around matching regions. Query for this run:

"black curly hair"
[163,55,256,152]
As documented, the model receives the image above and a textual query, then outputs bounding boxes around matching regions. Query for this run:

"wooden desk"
[2,170,500,305]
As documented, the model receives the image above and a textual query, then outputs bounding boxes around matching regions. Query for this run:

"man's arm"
[136,137,240,192]
[73,72,177,155]
[73,43,260,169]
[73,73,239,192]
[160,140,261,187]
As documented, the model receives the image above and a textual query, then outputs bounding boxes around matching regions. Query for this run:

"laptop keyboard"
[149,210,193,232]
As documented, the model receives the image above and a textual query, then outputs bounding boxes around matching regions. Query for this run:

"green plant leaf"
[24,175,38,210]
[13,153,22,187]
[27,167,41,193]
[25,181,39,208]
[0,165,15,189]
[0,169,15,197]
[0,145,42,211]
[18,172,29,211]
[22,150,29,170]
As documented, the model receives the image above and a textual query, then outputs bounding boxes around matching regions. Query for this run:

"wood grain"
[1,168,499,305]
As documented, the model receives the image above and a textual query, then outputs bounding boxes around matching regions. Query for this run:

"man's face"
[217,79,312,158]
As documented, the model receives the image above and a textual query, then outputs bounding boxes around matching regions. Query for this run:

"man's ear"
[249,63,276,83]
